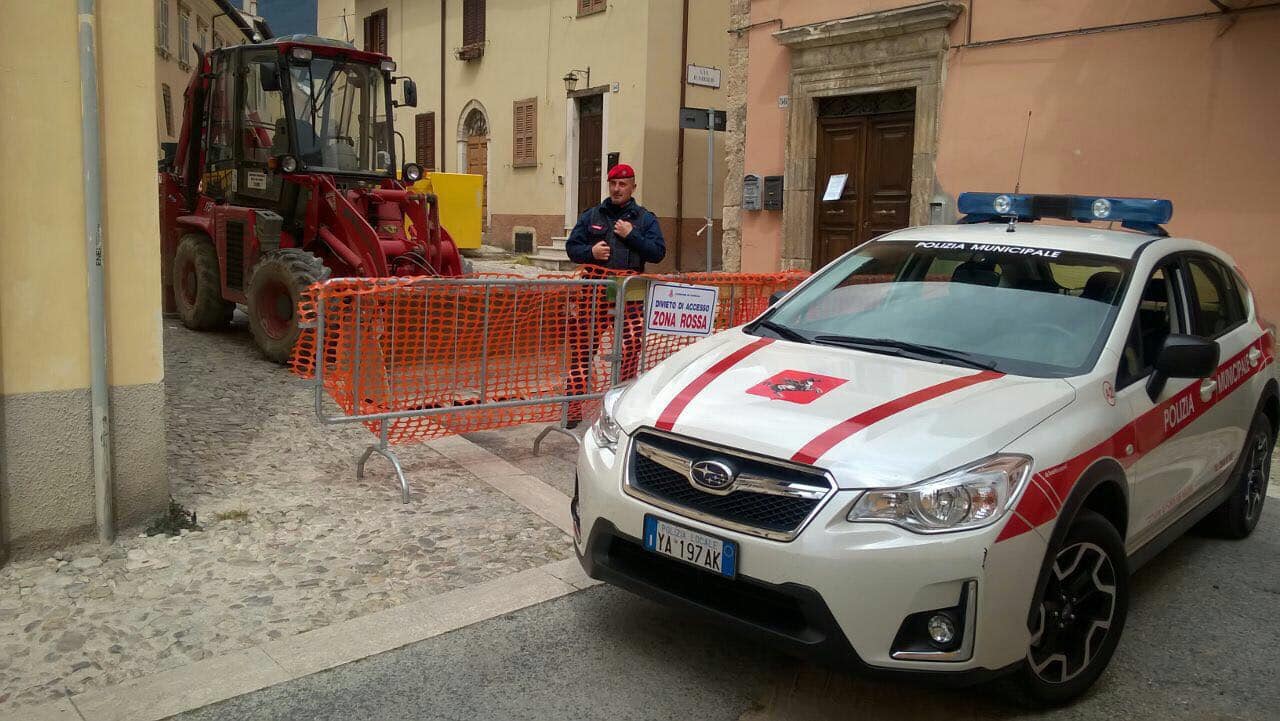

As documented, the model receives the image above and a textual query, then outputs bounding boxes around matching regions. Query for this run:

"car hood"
[614,330,1077,489]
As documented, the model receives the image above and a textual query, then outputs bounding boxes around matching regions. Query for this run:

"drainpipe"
[78,0,114,545]
[674,0,689,270]
[440,0,447,171]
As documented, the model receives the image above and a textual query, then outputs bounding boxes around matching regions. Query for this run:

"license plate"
[643,515,737,578]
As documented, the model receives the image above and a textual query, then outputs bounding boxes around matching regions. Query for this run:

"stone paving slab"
[0,319,572,713]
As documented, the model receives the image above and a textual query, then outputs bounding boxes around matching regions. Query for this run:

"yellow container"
[411,173,483,249]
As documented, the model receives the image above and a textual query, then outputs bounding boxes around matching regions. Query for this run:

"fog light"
[403,163,423,182]
[927,614,956,646]
[279,155,299,174]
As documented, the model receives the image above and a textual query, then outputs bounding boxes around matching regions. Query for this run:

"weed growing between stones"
[145,498,202,536]
[214,509,251,522]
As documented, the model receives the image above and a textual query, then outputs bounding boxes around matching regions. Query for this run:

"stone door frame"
[774,1,963,270]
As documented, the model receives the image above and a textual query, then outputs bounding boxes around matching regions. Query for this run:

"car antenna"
[1008,110,1032,233]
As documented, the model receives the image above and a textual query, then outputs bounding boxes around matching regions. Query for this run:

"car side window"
[1185,256,1246,338]
[1117,265,1181,389]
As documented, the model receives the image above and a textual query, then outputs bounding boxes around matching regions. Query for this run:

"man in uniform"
[563,164,666,427]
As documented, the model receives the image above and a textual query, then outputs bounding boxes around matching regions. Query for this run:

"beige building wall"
[154,0,256,146]
[1,2,168,557]
[731,1,1280,318]
[318,0,729,270]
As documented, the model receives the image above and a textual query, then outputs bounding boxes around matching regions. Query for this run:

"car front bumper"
[574,427,1049,680]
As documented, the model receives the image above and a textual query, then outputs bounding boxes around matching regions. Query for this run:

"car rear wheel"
[1014,510,1129,707]
[1202,412,1272,539]
[173,233,234,330]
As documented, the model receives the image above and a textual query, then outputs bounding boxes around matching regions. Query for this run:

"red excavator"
[159,35,462,362]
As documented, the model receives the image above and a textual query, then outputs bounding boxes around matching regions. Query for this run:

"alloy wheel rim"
[1244,430,1270,524]
[1029,541,1117,684]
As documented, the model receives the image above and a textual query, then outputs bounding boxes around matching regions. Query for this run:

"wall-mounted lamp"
[562,67,591,93]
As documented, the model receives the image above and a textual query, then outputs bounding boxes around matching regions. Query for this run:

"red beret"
[607,163,635,180]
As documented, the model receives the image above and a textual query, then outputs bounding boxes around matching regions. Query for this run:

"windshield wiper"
[752,320,810,344]
[811,335,997,370]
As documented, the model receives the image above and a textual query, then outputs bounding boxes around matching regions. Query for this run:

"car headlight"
[592,385,627,449]
[847,455,1032,533]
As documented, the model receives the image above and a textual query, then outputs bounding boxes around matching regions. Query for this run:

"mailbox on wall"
[762,175,784,211]
[742,174,761,211]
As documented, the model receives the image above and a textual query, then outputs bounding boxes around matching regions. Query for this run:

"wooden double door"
[812,111,914,268]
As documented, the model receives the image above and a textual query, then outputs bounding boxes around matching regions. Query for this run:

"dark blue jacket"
[565,198,665,271]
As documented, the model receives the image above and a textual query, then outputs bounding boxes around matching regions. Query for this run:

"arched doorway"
[457,103,489,230]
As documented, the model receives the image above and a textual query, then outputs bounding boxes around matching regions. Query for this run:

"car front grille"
[625,430,834,541]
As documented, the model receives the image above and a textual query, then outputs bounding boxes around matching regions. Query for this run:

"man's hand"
[591,241,611,262]
[613,219,633,238]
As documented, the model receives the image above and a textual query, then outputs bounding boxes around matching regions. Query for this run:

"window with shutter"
[415,112,436,170]
[578,0,606,17]
[162,84,174,137]
[462,0,486,50]
[513,98,537,168]
[178,5,191,65]
[157,0,170,50]
[363,9,387,54]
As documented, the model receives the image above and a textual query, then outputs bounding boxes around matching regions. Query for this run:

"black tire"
[1202,412,1272,539]
[246,249,330,364]
[173,233,234,330]
[1014,510,1129,707]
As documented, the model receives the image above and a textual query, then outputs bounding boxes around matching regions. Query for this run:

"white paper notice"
[822,174,848,201]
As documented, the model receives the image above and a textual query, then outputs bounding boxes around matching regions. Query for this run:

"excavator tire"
[246,249,330,364]
[173,233,234,330]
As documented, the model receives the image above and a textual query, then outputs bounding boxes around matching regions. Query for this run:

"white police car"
[572,193,1276,705]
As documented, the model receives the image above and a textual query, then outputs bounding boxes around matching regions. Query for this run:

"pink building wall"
[739,0,1280,314]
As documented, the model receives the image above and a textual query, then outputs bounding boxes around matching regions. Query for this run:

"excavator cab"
[160,36,457,364]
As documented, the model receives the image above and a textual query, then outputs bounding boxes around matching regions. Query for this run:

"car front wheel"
[1203,412,1272,539]
[1015,510,1129,707]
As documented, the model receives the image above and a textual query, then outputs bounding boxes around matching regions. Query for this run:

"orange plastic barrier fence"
[292,269,810,446]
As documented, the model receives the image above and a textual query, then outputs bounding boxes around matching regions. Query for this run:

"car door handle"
[1199,378,1218,402]
[1248,347,1262,366]
[873,209,894,216]
[824,209,845,215]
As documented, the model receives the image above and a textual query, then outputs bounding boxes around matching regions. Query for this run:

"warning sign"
[644,282,719,337]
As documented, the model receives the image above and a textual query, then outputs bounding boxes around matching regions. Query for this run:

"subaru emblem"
[690,460,736,492]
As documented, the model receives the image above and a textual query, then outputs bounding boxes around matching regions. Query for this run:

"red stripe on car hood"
[655,338,774,431]
[790,370,1005,465]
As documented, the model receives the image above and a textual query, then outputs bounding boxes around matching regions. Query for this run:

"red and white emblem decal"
[1103,381,1116,406]
[747,371,847,405]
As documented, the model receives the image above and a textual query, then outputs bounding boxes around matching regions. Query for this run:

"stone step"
[527,251,577,272]
[524,256,576,274]
[549,236,568,252]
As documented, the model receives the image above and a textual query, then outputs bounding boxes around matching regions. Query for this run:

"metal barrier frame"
[311,276,621,502]
[307,271,807,503]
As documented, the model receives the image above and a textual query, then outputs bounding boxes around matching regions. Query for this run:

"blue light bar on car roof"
[956,192,1174,235]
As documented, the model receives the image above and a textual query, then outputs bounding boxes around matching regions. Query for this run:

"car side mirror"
[1147,334,1219,401]
[768,290,787,307]
[401,78,418,108]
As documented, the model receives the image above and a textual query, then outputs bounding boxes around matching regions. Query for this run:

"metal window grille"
[578,0,606,17]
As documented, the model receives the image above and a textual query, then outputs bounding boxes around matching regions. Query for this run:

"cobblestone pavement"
[0,315,572,712]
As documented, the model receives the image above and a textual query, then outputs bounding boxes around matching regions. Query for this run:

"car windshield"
[288,57,392,175]
[756,240,1133,377]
